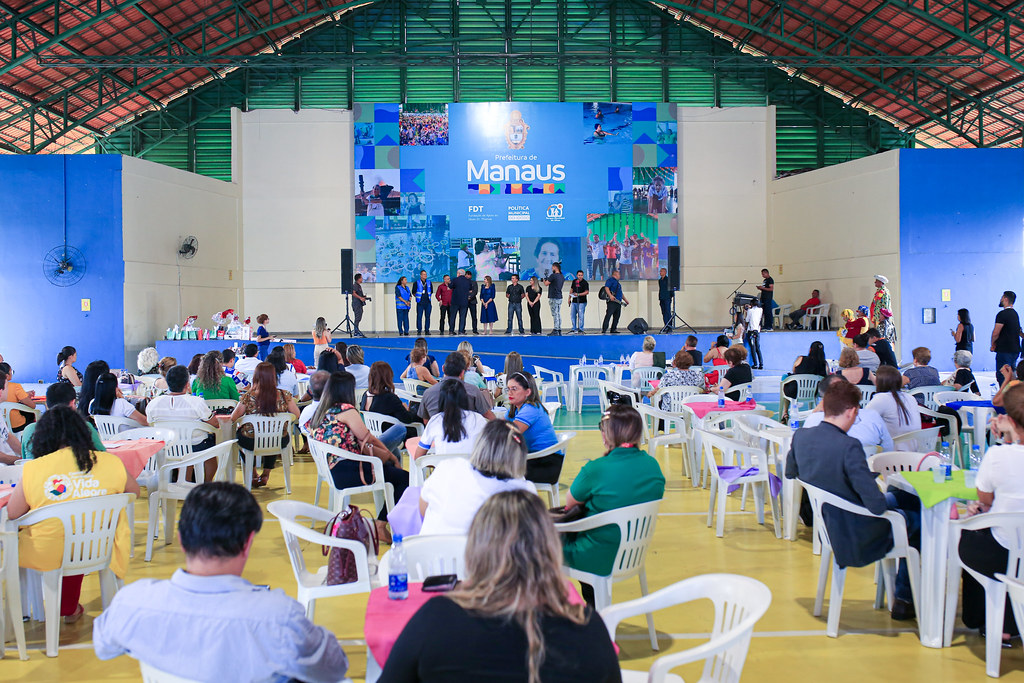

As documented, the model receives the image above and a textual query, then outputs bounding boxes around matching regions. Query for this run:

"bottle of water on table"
[388,534,408,600]
[581,353,587,365]
[717,384,725,408]
[939,441,952,480]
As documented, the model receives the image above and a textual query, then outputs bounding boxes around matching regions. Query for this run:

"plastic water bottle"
[970,445,983,470]
[939,442,953,480]
[598,354,604,365]
[388,534,409,600]
[991,382,999,400]
[620,353,626,364]
[717,385,725,408]
[581,354,587,365]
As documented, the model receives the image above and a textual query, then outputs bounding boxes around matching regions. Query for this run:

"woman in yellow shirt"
[6,405,139,622]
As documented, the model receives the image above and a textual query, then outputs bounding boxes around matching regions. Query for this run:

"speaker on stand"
[662,245,696,334]
[332,249,356,336]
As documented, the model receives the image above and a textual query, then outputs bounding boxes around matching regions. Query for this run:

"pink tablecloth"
[688,399,758,419]
[649,379,660,389]
[102,439,165,478]
[365,580,585,668]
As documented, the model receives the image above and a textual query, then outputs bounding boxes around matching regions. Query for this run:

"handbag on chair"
[322,504,379,585]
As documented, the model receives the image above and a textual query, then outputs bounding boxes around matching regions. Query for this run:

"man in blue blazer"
[785,379,920,620]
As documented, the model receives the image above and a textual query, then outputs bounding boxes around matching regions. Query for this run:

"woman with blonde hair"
[628,335,656,387]
[418,419,536,535]
[836,346,875,386]
[456,340,487,375]
[312,317,331,360]
[282,343,307,374]
[380,489,620,682]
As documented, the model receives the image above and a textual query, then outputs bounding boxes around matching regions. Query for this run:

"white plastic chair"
[867,451,941,476]
[6,493,135,657]
[773,303,792,329]
[237,413,296,493]
[534,366,568,405]
[918,406,962,464]
[543,401,560,423]
[631,366,664,392]
[204,399,238,413]
[779,374,821,420]
[806,303,832,330]
[858,387,877,408]
[724,381,753,402]
[556,499,662,650]
[402,378,432,397]
[999,575,1024,677]
[892,426,941,453]
[699,430,781,539]
[527,431,576,506]
[602,573,772,683]
[93,415,140,438]
[108,426,177,557]
[573,366,610,413]
[409,452,471,487]
[635,404,690,476]
[379,534,468,581]
[908,385,948,412]
[0,401,41,433]
[800,481,920,638]
[935,390,978,406]
[944,513,1024,676]
[650,385,701,412]
[0,487,27,659]
[308,438,396,517]
[266,499,374,620]
[145,441,237,562]
[597,380,642,412]
[361,411,397,440]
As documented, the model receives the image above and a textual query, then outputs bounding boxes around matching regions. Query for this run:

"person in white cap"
[870,275,891,330]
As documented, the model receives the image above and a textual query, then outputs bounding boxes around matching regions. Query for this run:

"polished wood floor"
[4,420,1017,682]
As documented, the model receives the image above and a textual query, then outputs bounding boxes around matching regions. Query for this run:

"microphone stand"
[331,293,355,337]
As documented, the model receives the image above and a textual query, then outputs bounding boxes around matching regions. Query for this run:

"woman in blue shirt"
[506,371,561,485]
[395,276,412,336]
[254,314,271,359]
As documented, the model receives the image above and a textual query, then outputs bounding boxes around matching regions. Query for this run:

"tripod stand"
[661,292,697,335]
[331,293,355,337]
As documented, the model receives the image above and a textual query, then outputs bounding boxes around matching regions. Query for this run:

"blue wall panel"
[0,156,124,382]
[899,149,1024,372]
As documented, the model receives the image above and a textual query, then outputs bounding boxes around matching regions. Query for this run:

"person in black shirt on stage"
[465,270,479,334]
[992,290,1023,386]
[601,270,628,334]
[542,262,565,336]
[755,268,775,330]
[569,270,589,335]
[657,267,672,330]
[351,274,368,338]
[504,274,526,335]
[451,268,472,334]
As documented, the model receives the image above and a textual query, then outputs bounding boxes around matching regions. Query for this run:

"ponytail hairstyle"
[32,405,98,471]
[438,379,470,443]
[89,372,119,416]
[57,345,76,367]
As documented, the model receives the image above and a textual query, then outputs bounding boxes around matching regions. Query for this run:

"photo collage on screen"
[351,101,679,283]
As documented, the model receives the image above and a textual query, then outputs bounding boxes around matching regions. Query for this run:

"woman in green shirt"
[191,350,240,402]
[562,404,665,605]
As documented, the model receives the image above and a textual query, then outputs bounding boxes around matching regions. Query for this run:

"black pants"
[330,459,409,521]
[789,308,806,325]
[603,301,621,332]
[959,527,1020,636]
[745,330,762,368]
[526,453,563,486]
[761,298,774,328]
[659,298,671,327]
[528,303,542,333]
[467,302,478,332]
[237,432,289,470]
[439,305,452,333]
[456,304,469,333]
[353,304,364,334]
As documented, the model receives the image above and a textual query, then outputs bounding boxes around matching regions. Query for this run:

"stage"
[155,328,846,381]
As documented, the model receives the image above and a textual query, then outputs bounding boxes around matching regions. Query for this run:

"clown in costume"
[870,274,891,329]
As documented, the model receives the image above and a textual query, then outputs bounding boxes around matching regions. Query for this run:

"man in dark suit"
[658,267,672,331]
[451,267,472,334]
[785,379,920,620]
[465,270,479,334]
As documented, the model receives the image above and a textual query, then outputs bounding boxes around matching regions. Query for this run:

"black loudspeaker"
[340,249,354,294]
[667,245,681,290]
[627,318,649,335]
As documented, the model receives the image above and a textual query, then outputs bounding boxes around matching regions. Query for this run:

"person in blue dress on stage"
[395,276,412,336]
[480,275,498,335]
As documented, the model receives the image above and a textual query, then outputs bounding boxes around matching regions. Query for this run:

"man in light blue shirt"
[94,483,348,683]
[800,375,894,453]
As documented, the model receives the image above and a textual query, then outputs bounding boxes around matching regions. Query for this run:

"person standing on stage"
[505,274,525,335]
[526,276,543,335]
[755,268,775,330]
[543,262,565,336]
[351,274,368,338]
[395,276,412,336]
[569,270,589,335]
[602,269,628,334]
[657,267,673,331]
[465,270,480,335]
[436,274,454,335]
[452,268,471,334]
[412,270,433,336]
[480,276,498,335]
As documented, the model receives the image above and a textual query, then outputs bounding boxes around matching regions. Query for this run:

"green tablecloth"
[901,470,979,508]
